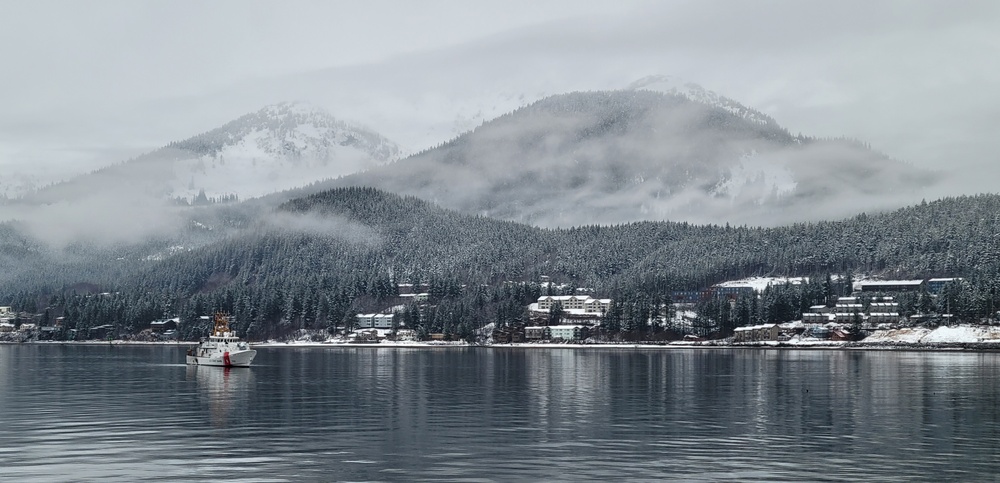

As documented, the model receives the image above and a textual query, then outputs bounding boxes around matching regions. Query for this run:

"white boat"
[186,313,256,367]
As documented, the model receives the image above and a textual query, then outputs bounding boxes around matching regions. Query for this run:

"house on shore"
[549,325,588,341]
[733,324,780,343]
[150,318,179,333]
[525,326,550,341]
[522,325,588,342]
[492,324,526,343]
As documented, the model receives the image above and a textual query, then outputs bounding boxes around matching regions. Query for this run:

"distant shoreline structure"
[7,339,1000,352]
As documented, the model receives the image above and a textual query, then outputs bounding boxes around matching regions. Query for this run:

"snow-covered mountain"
[164,102,401,202]
[335,89,936,227]
[18,102,401,205]
[628,76,800,206]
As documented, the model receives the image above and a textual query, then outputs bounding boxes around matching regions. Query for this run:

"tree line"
[2,188,999,341]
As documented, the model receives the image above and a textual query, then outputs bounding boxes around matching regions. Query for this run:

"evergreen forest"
[2,187,998,342]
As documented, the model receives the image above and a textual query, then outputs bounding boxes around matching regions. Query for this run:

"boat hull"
[186,349,256,367]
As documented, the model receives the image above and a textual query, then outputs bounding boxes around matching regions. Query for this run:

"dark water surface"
[2,345,1000,481]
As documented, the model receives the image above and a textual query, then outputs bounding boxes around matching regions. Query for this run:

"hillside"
[337,90,934,227]
[4,188,999,340]
[0,103,401,249]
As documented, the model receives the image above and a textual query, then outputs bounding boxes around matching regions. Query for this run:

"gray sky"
[1,0,998,197]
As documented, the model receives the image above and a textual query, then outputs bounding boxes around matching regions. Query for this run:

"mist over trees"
[334,90,935,228]
[0,89,983,343]
[2,187,999,341]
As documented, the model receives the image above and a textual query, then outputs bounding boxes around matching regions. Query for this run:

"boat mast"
[211,313,232,338]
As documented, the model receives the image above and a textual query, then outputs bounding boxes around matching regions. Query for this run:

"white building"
[400,293,429,302]
[549,325,587,341]
[868,302,899,312]
[584,299,612,314]
[537,295,591,311]
[868,312,901,323]
[357,313,395,329]
[834,304,864,314]
[356,314,376,328]
[373,314,394,328]
[537,296,612,315]
[394,329,417,341]
[802,312,833,323]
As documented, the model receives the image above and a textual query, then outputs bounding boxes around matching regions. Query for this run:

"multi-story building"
[537,295,592,311]
[584,298,611,314]
[549,325,588,341]
[927,278,962,294]
[733,324,780,343]
[857,280,925,292]
[525,326,550,341]
[356,313,395,329]
[834,303,864,314]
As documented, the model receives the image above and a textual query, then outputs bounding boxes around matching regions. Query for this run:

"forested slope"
[2,188,998,340]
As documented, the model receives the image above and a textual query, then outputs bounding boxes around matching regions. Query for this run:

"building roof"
[735,324,779,331]
[538,295,592,301]
[861,280,924,286]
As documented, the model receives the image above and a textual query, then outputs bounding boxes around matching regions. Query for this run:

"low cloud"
[0,183,184,250]
[261,211,383,248]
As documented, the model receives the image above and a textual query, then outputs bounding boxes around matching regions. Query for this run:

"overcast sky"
[1,0,998,197]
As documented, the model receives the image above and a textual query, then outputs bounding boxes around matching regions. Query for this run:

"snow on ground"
[716,276,808,292]
[866,325,1000,344]
[171,127,382,202]
[627,75,776,127]
[254,339,469,348]
[31,325,1000,348]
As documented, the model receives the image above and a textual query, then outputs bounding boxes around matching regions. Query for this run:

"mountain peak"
[627,75,777,128]
[173,102,400,163]
[16,102,404,208]
[261,101,328,118]
[338,88,931,228]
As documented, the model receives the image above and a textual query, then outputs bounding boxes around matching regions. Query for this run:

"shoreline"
[7,339,1000,352]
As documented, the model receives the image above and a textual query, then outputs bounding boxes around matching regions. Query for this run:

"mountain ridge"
[335,89,934,227]
[14,102,401,206]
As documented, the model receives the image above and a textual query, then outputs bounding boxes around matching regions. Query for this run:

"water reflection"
[188,365,254,428]
[2,345,1000,481]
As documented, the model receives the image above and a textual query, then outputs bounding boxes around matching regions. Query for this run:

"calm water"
[2,345,1000,481]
